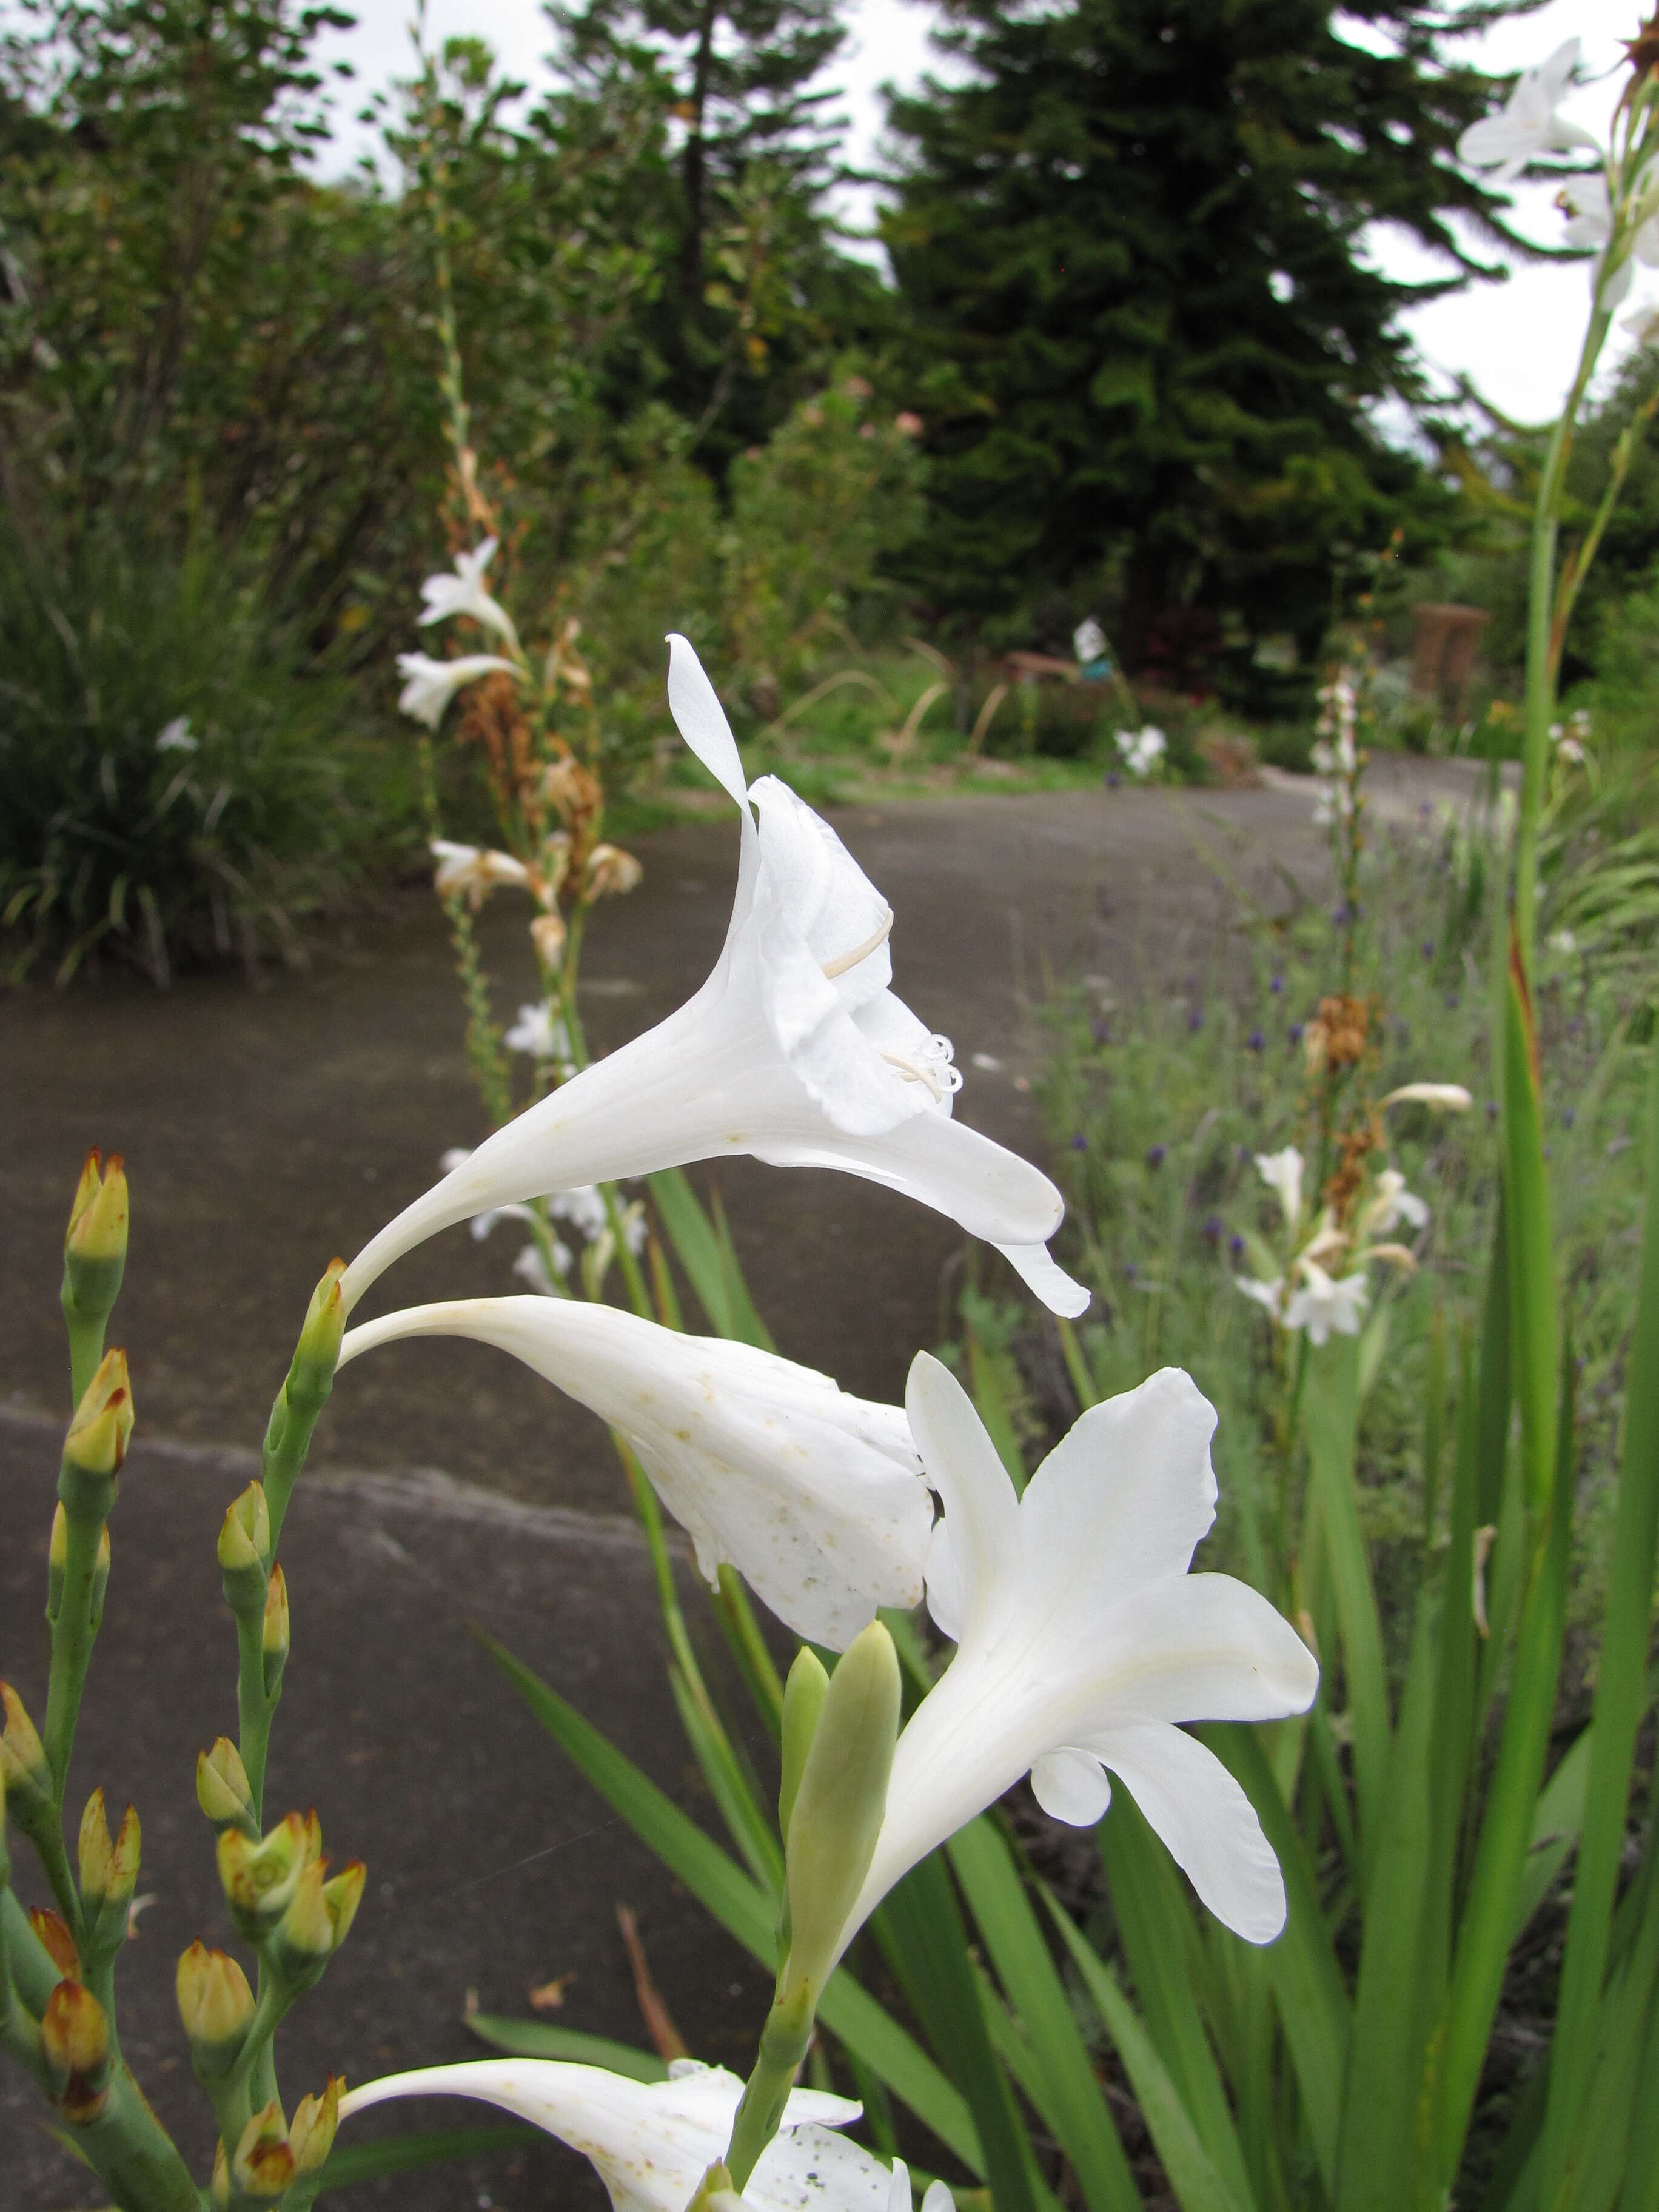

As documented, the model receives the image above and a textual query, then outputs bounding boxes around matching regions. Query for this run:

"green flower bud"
[218,1483,270,1616]
[262,1565,290,1698]
[40,1978,112,2121]
[289,2076,343,2175]
[175,1942,255,2079]
[209,2141,232,2212]
[780,1620,900,2009]
[778,1647,830,1839]
[65,1151,129,1267]
[232,2100,296,2199]
[78,1789,139,1950]
[273,1858,365,1989]
[30,1909,82,1983]
[47,1503,67,1623]
[216,1811,317,1939]
[90,1524,111,1623]
[196,1738,258,1836]
[59,1349,134,1517]
[0,1683,53,1824]
[290,1261,347,1411]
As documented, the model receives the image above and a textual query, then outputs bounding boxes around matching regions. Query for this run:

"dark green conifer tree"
[882,0,1533,679]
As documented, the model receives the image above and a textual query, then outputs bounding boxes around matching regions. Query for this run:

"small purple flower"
[1124,1259,1138,1279]
[1246,1028,1265,1052]
[1446,992,1461,1010]
[1070,1133,1088,1151]
[1287,1022,1304,1047]
[1201,1213,1223,1242]
[1092,1020,1110,1045]
[1332,903,1349,926]
[1421,940,1435,960]
[1229,1232,1244,1255]
[1105,772,1121,789]
[1147,1144,1167,1169]
[1562,1106,1575,1128]
[1187,1007,1204,1033]
[1270,974,1284,994]
[1486,1100,1499,1122]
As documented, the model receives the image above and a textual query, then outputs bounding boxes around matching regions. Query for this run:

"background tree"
[881,0,1531,688]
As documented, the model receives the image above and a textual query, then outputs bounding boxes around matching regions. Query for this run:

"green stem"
[725,1986,814,2190]
[65,2063,206,2212]
[234,1597,276,1828]
[43,1504,107,1801]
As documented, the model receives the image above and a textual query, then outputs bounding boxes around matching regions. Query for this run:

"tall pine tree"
[883,0,1528,678]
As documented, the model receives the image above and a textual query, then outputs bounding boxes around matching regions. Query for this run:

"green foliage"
[0,517,384,980]
[880,0,1523,677]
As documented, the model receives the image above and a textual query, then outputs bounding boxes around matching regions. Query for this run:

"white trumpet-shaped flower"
[822,1356,1318,1952]
[344,637,1087,1318]
[431,840,535,908]
[418,537,517,647]
[1283,1259,1369,1346]
[337,2059,895,2212]
[1235,1273,1286,1318]
[338,1296,932,1648]
[1559,172,1659,308]
[1456,39,1598,184]
[1255,1147,1304,1235]
[397,651,520,729]
[1361,1168,1429,1238]
[1381,1082,1472,1113]
[503,1000,572,1061]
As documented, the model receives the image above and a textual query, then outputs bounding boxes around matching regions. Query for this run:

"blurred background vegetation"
[1,0,1656,976]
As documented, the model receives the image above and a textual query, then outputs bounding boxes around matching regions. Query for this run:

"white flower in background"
[504,1001,572,1062]
[418,537,517,648]
[337,2059,899,2212]
[1313,779,1354,827]
[1623,297,1659,346]
[819,1356,1318,1951]
[1456,39,1599,184]
[344,637,1087,1320]
[339,1297,933,1648]
[1361,1167,1429,1238]
[431,840,535,910]
[1283,1259,1369,1346]
[1310,732,1357,778]
[1549,927,1579,956]
[155,716,197,754]
[1549,710,1590,766]
[1114,726,1167,777]
[397,651,519,730]
[1559,172,1659,309]
[549,1184,646,1255]
[1381,1082,1472,1113]
[1235,1273,1286,1319]
[1255,1147,1304,1235]
[512,1239,572,1292]
[1073,617,1107,665]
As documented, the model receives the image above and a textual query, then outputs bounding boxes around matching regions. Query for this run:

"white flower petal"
[1031,1748,1113,1825]
[1022,1367,1218,1601]
[340,1298,932,1649]
[994,1237,1090,1315]
[1082,1721,1287,1943]
[668,632,750,809]
[905,1353,1019,1645]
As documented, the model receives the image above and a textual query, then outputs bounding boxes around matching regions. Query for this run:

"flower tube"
[338,1297,931,1649]
[828,1356,1318,1952]
[338,2060,894,2212]
[344,638,1087,1317]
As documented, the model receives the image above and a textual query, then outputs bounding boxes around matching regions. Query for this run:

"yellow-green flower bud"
[175,1942,255,2079]
[196,1738,258,1836]
[59,1349,135,1518]
[218,1483,270,1617]
[290,1261,347,1410]
[273,1857,365,1989]
[78,1788,139,1949]
[289,2076,343,2174]
[47,1503,67,1623]
[91,1524,111,1621]
[780,1620,900,2009]
[209,2142,232,2212]
[778,1647,830,1840]
[40,1978,112,2120]
[216,1811,315,1938]
[0,1683,53,1822]
[262,1565,290,1698]
[232,2100,296,2199]
[30,1908,82,1983]
[65,1152,128,1267]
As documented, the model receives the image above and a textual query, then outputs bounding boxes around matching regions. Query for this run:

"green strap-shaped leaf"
[316,2125,538,2194]
[481,1634,982,2170]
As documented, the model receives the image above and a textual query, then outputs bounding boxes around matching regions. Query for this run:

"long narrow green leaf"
[1550,1843,1659,2212]
[1429,1340,1573,2193]
[1097,1794,1255,2207]
[666,1664,783,1892]
[708,1187,774,1350]
[465,2014,669,2079]
[950,1818,1141,2212]
[482,1634,982,2170]
[874,1855,1041,2212]
[1501,942,1559,1529]
[1197,1724,1349,2194]
[1301,1335,1390,1867]
[648,1168,736,1336]
[316,2127,537,2193]
[1045,1892,1253,2212]
[1538,1024,1659,2191]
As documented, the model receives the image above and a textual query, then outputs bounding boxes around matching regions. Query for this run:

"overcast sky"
[312,0,1641,426]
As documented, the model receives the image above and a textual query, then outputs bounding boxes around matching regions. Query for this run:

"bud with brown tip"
[175,1942,255,2079]
[78,1789,140,1952]
[289,2076,343,2174]
[40,1979,112,2120]
[273,1858,365,1991]
[196,1738,258,1837]
[218,1482,271,1616]
[290,1260,346,1410]
[62,1153,128,1396]
[59,1349,135,1518]
[262,1566,290,1699]
[0,1683,53,1828]
[30,1908,81,1983]
[217,1811,317,1939]
[232,2100,295,2199]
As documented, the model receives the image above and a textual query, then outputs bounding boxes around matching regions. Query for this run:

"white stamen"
[821,908,894,980]
[881,1034,962,1104]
